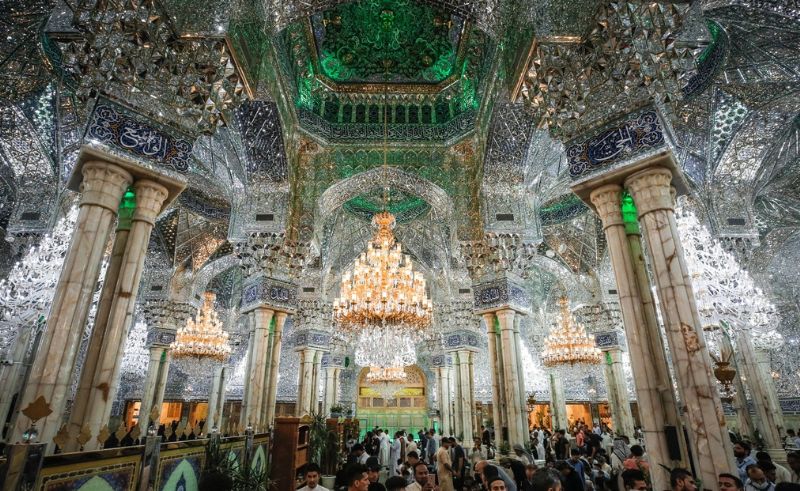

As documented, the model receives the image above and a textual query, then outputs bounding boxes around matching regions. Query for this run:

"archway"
[356,365,429,438]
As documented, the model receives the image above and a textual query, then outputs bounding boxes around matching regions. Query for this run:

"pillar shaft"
[137,346,169,434]
[626,167,736,485]
[310,352,322,414]
[718,332,755,439]
[263,312,287,427]
[512,316,529,435]
[601,349,636,438]
[207,366,226,434]
[452,355,463,437]
[438,367,452,436]
[240,314,255,422]
[497,309,525,447]
[10,162,132,449]
[297,348,315,416]
[590,183,684,491]
[483,313,505,446]
[323,368,337,416]
[244,308,274,429]
[549,372,567,432]
[457,350,475,442]
[67,223,130,448]
[80,180,168,451]
[737,333,785,455]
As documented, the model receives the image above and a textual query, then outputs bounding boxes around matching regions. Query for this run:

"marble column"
[497,309,525,447]
[323,367,340,416]
[0,318,41,439]
[626,167,736,484]
[437,366,452,436]
[263,312,288,427]
[310,351,323,414]
[590,183,685,491]
[10,162,132,449]
[483,313,505,445]
[452,354,464,438]
[737,331,786,459]
[548,372,567,432]
[137,346,170,434]
[206,365,226,434]
[240,313,255,426]
[457,350,475,442]
[448,365,457,434]
[79,180,169,451]
[512,315,529,436]
[718,332,755,439]
[67,194,132,448]
[601,348,636,439]
[244,307,274,429]
[296,348,315,416]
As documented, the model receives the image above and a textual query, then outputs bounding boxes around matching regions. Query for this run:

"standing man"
[451,437,467,489]
[435,436,455,491]
[298,463,330,491]
[426,429,439,464]
[554,430,569,460]
[735,442,758,483]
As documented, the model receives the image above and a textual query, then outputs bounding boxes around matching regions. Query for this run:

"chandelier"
[366,366,407,401]
[354,327,417,368]
[170,292,231,363]
[541,297,602,367]
[332,211,433,341]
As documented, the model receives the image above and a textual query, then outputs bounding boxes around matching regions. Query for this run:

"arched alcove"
[356,365,429,436]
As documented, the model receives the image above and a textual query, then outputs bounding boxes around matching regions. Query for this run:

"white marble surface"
[590,182,683,491]
[263,312,287,426]
[627,167,737,486]
[498,309,526,447]
[483,313,505,446]
[244,308,274,428]
[81,179,168,451]
[602,348,636,438]
[10,161,131,451]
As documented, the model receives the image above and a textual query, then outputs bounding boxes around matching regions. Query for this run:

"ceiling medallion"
[332,210,433,341]
[541,297,602,367]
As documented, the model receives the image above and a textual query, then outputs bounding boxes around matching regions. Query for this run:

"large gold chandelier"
[541,297,602,367]
[170,292,231,363]
[332,211,433,339]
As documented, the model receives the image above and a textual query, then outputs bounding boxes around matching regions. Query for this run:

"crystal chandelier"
[354,327,417,368]
[332,211,433,341]
[366,366,407,401]
[541,297,602,367]
[170,292,231,363]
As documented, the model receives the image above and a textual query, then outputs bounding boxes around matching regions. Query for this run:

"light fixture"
[170,292,231,363]
[541,297,602,367]
[354,327,417,368]
[366,366,407,401]
[332,211,433,340]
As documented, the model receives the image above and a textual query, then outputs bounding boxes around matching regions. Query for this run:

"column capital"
[624,167,674,217]
[589,184,624,228]
[80,161,133,211]
[132,179,169,225]
[496,308,516,328]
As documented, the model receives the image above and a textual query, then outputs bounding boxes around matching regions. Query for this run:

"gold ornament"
[541,297,602,367]
[332,211,433,339]
[170,292,231,362]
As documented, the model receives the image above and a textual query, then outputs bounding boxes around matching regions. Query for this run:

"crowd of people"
[295,423,800,491]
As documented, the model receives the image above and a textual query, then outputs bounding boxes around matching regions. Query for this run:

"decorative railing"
[0,432,270,490]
